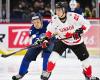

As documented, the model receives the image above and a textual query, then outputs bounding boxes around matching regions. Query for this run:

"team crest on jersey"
[59,25,74,32]
[74,14,79,21]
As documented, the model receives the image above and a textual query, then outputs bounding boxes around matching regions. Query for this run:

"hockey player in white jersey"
[41,2,100,80]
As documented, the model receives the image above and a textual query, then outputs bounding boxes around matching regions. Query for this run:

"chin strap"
[59,14,66,20]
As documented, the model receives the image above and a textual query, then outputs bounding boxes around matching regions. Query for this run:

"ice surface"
[0,53,100,80]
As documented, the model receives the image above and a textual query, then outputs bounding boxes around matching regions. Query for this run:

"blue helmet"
[31,13,42,21]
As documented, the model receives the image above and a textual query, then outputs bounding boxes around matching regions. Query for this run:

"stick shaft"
[1,37,67,58]
[1,43,42,58]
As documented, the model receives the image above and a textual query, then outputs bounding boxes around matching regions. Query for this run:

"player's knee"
[82,58,91,69]
[43,51,51,58]
[23,55,36,62]
[49,51,60,63]
[79,53,89,61]
[22,57,31,63]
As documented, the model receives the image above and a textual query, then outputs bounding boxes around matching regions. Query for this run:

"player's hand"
[75,28,83,35]
[42,40,48,48]
[73,28,84,40]
[74,25,86,37]
[34,38,43,45]
[65,32,73,39]
[73,32,80,40]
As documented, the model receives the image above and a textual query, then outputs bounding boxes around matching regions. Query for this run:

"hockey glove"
[73,27,85,40]
[34,38,44,45]
[34,37,49,48]
[45,31,52,39]
[73,32,80,40]
[42,40,49,48]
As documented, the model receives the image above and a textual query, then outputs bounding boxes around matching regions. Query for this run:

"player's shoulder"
[46,15,59,26]
[30,25,39,31]
[30,25,34,29]
[51,15,59,21]
[67,12,82,21]
[52,15,58,18]
[43,20,49,26]
[50,15,60,25]
[67,12,81,16]
[43,20,49,24]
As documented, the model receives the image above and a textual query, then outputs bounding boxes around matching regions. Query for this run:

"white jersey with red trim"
[47,12,91,45]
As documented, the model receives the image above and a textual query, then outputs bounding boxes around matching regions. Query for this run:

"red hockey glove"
[65,32,73,39]
[81,25,86,30]
[45,31,52,39]
[42,40,49,48]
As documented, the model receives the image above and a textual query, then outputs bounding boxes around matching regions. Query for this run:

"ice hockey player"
[68,0,83,15]
[12,13,55,80]
[41,2,100,80]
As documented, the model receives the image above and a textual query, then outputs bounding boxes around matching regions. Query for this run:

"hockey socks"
[83,65,92,79]
[83,65,99,80]
[47,61,55,72]
[46,51,59,72]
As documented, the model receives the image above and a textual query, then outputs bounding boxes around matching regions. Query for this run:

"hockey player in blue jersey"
[12,13,54,80]
[68,0,83,15]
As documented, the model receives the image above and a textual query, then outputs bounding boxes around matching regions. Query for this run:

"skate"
[12,74,23,80]
[40,71,51,80]
[84,73,99,80]
[85,76,100,80]
[90,77,100,80]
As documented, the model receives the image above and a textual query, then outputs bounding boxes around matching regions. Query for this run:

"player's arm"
[45,21,57,39]
[29,26,37,38]
[28,26,40,45]
[72,14,91,39]
[78,14,91,33]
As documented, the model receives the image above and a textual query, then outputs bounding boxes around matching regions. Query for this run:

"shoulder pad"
[52,15,58,20]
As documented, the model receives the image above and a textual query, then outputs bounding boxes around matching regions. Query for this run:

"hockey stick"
[50,9,55,16]
[1,37,67,58]
[1,43,43,58]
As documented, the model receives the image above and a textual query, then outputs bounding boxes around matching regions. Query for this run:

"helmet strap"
[59,11,67,23]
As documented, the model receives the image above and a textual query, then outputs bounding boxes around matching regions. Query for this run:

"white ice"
[0,53,100,80]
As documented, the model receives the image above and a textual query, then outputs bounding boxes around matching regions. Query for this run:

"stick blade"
[1,54,8,58]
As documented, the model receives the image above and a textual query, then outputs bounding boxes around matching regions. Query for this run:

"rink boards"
[0,19,100,57]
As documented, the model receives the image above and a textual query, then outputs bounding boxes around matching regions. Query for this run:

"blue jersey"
[29,20,49,44]
[68,8,83,15]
